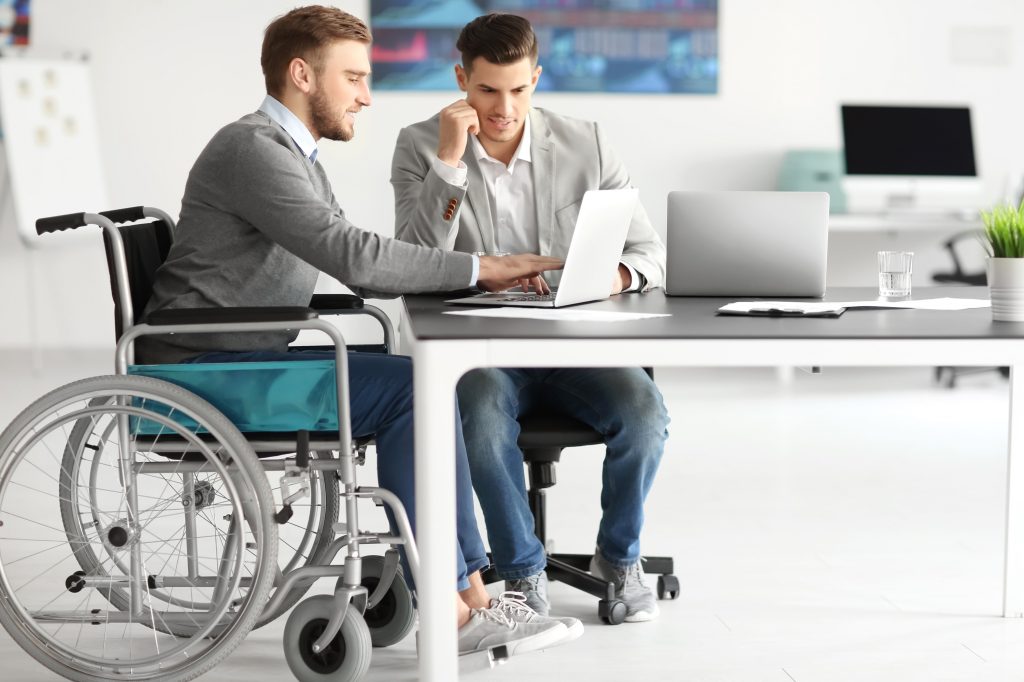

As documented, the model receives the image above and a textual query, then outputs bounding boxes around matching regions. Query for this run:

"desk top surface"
[403,287,1024,341]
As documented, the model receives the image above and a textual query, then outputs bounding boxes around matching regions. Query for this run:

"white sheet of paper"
[719,301,847,314]
[722,297,991,313]
[444,308,671,322]
[841,297,991,310]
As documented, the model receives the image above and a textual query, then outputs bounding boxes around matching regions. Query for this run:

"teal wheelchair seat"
[129,360,340,434]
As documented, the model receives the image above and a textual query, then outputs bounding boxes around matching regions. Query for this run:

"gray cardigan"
[138,111,473,363]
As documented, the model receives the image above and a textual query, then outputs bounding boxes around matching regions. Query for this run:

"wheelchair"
[0,207,418,681]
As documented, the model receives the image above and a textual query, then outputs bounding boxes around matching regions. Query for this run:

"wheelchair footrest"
[274,505,294,525]
[458,644,510,671]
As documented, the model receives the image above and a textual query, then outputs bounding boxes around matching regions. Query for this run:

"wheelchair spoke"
[4,539,78,566]
[0,376,278,680]
[0,508,70,535]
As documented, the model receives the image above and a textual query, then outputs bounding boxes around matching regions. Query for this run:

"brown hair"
[456,13,537,72]
[261,5,372,97]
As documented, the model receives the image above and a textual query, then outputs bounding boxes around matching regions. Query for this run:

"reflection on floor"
[0,350,1017,682]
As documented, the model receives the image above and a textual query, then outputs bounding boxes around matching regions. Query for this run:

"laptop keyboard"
[499,293,555,302]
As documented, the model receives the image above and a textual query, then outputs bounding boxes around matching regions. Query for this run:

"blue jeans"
[457,367,669,578]
[186,349,489,591]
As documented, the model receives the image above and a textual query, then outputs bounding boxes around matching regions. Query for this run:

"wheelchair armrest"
[309,295,396,354]
[309,293,364,313]
[146,307,318,326]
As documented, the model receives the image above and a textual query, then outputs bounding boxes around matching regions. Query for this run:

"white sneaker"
[458,604,568,656]
[490,591,584,643]
[590,553,660,622]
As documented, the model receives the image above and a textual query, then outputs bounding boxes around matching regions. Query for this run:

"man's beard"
[310,88,353,142]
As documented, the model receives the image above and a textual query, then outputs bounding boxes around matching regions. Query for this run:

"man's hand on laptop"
[611,263,632,294]
[477,254,563,293]
[515,275,550,295]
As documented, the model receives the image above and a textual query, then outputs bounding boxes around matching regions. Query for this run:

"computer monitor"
[840,104,981,213]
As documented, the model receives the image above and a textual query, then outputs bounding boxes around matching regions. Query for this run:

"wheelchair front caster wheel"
[657,574,680,600]
[284,595,372,682]
[598,599,627,625]
[337,554,415,648]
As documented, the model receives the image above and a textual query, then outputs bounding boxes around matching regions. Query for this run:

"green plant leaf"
[983,199,1024,258]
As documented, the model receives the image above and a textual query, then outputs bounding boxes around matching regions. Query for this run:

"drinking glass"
[878,251,913,298]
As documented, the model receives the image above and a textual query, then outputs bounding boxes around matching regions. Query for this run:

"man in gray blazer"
[392,13,670,623]
[140,5,575,657]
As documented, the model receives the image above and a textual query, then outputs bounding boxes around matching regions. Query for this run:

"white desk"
[404,286,1024,681]
[829,212,982,233]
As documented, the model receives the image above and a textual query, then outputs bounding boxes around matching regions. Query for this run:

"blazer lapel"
[530,110,555,254]
[462,151,496,252]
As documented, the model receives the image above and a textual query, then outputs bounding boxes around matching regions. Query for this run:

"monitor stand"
[842,175,982,216]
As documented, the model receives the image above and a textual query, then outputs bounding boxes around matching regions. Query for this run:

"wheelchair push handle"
[35,212,89,234]
[36,206,148,235]
[99,206,147,224]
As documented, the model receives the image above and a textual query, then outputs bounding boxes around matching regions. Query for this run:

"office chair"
[932,230,987,288]
[931,231,1009,387]
[498,370,680,625]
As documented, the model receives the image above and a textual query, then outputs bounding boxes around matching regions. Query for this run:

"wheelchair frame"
[0,207,419,682]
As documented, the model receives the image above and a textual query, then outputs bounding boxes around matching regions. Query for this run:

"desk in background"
[403,287,1024,681]
[829,213,982,234]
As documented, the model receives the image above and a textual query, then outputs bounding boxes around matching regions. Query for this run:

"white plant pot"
[988,258,1024,321]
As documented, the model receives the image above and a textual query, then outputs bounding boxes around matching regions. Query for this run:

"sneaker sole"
[624,605,660,623]
[459,622,570,658]
[559,618,584,643]
[504,622,570,656]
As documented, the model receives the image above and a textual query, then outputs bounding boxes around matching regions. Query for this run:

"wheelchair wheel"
[0,375,277,681]
[59,403,337,629]
[284,595,372,682]
[339,554,415,647]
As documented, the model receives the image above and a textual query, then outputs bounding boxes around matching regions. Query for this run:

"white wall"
[1,0,1021,348]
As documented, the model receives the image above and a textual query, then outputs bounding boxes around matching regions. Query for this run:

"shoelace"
[510,574,542,591]
[476,603,516,629]
[492,591,537,619]
[622,561,650,589]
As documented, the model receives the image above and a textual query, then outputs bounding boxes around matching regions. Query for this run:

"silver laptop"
[446,188,639,308]
[665,191,829,297]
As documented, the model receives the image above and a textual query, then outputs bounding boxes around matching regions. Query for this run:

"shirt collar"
[471,113,532,171]
[258,94,319,164]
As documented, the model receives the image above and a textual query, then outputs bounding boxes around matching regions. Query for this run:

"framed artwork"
[0,0,29,46]
[371,1,718,94]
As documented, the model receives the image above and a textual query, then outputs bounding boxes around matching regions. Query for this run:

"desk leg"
[413,341,488,680]
[1005,363,1024,617]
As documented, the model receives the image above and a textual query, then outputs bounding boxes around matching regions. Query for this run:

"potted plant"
[984,200,1024,321]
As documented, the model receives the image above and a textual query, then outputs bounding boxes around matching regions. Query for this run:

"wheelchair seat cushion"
[128,360,340,433]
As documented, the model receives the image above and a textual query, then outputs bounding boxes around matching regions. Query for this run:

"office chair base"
[485,552,678,625]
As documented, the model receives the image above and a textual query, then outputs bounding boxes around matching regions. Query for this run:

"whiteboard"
[0,59,107,246]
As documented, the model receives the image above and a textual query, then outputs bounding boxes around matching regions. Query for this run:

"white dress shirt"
[431,114,639,290]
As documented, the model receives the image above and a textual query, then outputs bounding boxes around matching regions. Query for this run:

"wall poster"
[370,1,718,94]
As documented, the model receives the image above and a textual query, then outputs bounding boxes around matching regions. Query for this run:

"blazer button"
[448,198,458,207]
[443,211,454,220]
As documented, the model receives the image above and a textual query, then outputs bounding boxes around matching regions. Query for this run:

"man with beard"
[139,5,575,657]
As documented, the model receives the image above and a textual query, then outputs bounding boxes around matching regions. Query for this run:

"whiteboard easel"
[0,57,107,247]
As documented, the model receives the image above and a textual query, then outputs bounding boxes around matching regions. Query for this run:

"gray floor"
[0,349,1020,681]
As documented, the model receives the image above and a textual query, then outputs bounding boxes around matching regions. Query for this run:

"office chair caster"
[658,574,681,600]
[599,598,628,625]
[338,553,416,647]
[284,595,372,682]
